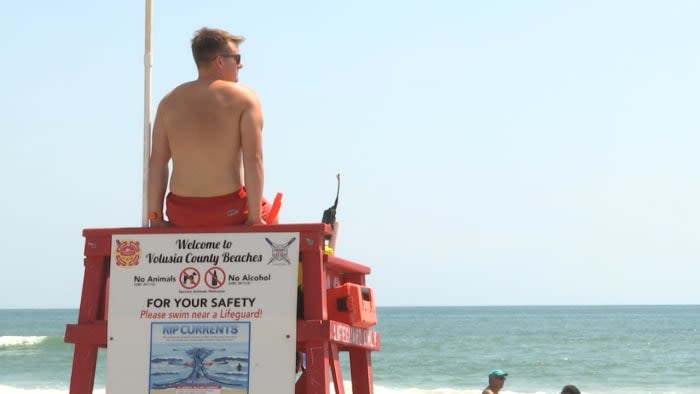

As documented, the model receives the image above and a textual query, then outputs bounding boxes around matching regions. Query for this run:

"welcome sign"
[107,232,299,394]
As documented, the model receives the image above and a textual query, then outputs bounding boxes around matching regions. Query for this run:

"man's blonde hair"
[191,27,245,67]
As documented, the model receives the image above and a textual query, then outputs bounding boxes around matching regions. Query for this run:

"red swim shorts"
[165,188,270,227]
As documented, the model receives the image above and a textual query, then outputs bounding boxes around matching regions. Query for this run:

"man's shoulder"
[482,389,495,394]
[170,80,198,94]
[159,82,194,104]
[222,81,258,99]
[236,83,257,96]
[210,81,258,102]
[162,80,255,103]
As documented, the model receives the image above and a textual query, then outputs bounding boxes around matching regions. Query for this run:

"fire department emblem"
[115,240,141,267]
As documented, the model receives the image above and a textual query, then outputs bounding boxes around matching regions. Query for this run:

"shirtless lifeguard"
[147,27,269,227]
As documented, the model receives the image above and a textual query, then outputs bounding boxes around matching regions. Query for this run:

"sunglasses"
[219,53,241,63]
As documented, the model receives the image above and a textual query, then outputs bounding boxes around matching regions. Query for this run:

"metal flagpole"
[141,0,153,226]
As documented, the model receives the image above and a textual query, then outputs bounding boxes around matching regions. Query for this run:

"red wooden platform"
[64,223,380,394]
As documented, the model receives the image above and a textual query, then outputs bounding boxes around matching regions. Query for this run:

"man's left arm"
[240,90,264,225]
[147,100,171,227]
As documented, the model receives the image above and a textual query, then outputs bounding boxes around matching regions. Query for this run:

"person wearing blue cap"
[482,369,508,394]
[561,384,581,394]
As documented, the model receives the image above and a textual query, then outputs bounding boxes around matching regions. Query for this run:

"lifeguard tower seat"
[64,223,380,394]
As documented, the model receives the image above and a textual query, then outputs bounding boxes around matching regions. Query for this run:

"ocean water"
[1,306,699,394]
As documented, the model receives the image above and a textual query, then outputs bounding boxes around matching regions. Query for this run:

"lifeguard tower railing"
[64,223,380,394]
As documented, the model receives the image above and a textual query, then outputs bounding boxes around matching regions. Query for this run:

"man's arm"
[239,89,264,224]
[147,99,171,227]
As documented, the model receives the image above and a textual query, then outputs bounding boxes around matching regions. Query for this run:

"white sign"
[107,232,299,394]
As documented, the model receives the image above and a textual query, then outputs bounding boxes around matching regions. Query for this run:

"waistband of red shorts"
[166,187,246,206]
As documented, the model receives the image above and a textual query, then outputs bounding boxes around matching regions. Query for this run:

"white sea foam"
[0,382,678,394]
[372,388,539,394]
[6,381,655,394]
[0,386,493,394]
[0,336,47,348]
[373,386,484,394]
[0,383,543,394]
[0,387,104,394]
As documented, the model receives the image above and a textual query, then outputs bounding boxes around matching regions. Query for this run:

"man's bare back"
[157,80,255,197]
[147,27,265,226]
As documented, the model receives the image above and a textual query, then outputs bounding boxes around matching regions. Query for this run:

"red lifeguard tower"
[64,3,378,392]
[64,223,380,393]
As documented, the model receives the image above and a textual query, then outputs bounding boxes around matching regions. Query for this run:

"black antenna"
[322,173,340,227]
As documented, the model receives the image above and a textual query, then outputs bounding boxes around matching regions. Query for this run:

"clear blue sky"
[1,1,698,308]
